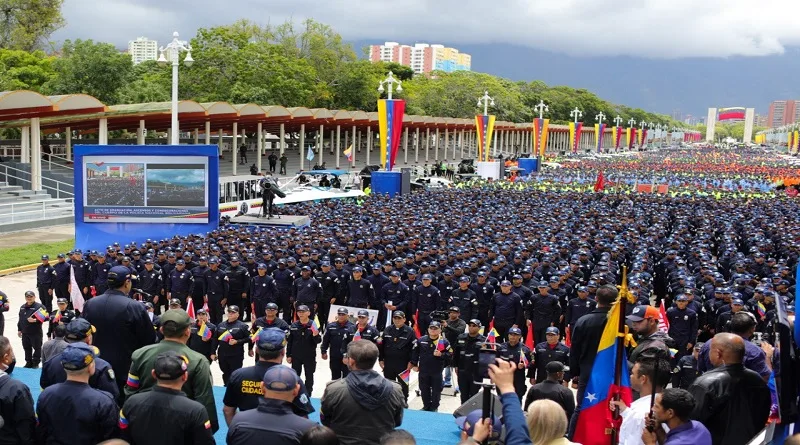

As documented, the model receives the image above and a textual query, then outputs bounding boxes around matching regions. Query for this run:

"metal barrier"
[0,198,74,224]
[0,163,74,198]
[45,153,74,171]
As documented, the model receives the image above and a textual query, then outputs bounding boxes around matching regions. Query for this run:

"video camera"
[429,310,449,323]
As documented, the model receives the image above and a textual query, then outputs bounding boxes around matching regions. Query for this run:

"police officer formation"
[1,147,800,445]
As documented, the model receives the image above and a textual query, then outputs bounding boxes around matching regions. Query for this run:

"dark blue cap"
[256,328,287,351]
[107,266,132,286]
[508,327,522,335]
[61,343,99,371]
[546,327,560,335]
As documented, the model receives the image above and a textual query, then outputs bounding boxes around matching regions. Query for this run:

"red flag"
[594,171,605,192]
[565,326,572,348]
[658,304,669,333]
[186,299,195,319]
[413,310,422,338]
[524,326,534,349]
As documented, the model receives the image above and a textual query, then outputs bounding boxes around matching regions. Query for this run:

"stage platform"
[229,213,311,228]
[11,367,461,444]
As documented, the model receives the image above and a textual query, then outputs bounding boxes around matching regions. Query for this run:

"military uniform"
[672,354,700,389]
[499,341,534,401]
[124,339,219,432]
[532,341,570,383]
[202,266,228,324]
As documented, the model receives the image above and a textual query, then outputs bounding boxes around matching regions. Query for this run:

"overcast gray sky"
[54,0,800,58]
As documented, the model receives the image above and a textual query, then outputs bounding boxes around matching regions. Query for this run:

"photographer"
[465,359,532,445]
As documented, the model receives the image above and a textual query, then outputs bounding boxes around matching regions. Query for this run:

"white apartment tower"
[128,37,158,65]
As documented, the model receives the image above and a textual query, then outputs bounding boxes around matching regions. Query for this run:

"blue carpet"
[12,367,461,444]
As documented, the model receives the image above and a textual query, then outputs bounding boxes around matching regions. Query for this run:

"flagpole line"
[611,266,631,445]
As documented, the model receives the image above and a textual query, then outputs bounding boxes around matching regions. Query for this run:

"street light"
[477,91,495,116]
[378,71,402,100]
[534,100,548,119]
[570,107,583,124]
[595,112,606,124]
[158,31,193,145]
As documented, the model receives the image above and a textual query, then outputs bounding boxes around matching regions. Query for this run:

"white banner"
[327,304,380,327]
[69,265,85,312]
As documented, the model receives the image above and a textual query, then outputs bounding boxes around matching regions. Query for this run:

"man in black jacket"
[688,333,770,445]
[567,284,616,439]
[17,291,46,368]
[524,361,575,421]
[0,336,36,445]
[120,351,215,445]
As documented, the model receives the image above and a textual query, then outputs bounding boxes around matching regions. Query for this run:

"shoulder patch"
[108,369,116,380]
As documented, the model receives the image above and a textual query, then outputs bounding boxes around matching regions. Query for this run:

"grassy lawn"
[0,239,75,270]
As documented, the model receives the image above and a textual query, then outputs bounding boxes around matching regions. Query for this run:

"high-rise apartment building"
[369,42,471,74]
[128,37,158,65]
[767,100,800,127]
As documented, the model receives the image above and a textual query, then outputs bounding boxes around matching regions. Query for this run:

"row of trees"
[1,14,685,128]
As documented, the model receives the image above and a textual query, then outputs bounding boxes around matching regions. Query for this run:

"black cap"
[56,298,68,304]
[357,309,369,317]
[228,305,240,313]
[107,266,132,287]
[393,311,406,319]
[296,305,310,312]
[265,302,279,310]
[65,318,96,342]
[545,361,565,373]
[337,307,349,315]
[168,298,181,307]
[153,351,189,380]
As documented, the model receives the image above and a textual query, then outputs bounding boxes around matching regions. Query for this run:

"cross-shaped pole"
[477,91,494,116]
[614,115,623,127]
[534,100,548,119]
[628,118,637,127]
[570,107,583,124]
[378,71,402,100]
[595,112,606,125]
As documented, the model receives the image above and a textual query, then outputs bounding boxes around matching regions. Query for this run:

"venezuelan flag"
[204,420,211,430]
[310,315,320,335]
[126,373,140,389]
[33,307,49,323]
[343,145,353,162]
[435,337,446,351]
[573,296,632,445]
[399,369,411,384]
[118,410,129,429]
[520,352,529,367]
[249,327,262,344]
[218,330,233,342]
[757,302,766,318]
[353,328,362,341]
[198,322,212,341]
[486,328,498,344]
[52,311,62,324]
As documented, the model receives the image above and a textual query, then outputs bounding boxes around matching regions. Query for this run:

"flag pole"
[611,266,631,445]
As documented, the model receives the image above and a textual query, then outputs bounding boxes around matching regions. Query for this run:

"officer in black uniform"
[69,250,92,301]
[379,311,417,400]
[286,305,321,395]
[345,266,375,308]
[40,318,119,399]
[120,351,215,445]
[315,261,340,332]
[321,307,355,379]
[190,257,209,313]
[47,298,76,339]
[672,342,702,389]
[470,272,495,327]
[223,328,314,426]
[411,274,442,333]
[137,259,164,312]
[273,259,296,323]
[532,327,570,383]
[341,309,381,357]
[453,319,486,403]
[450,276,478,322]
[529,281,560,345]
[213,305,251,386]
[292,266,322,319]
[53,253,71,301]
[37,255,57,313]
[381,271,411,318]
[188,308,217,362]
[0,290,8,336]
[17,290,46,368]
[565,286,596,333]
[36,343,119,444]
[90,255,112,297]
[411,321,452,412]
[251,302,291,333]
[499,326,534,401]
[167,259,194,307]
[667,294,698,362]
[203,257,229,324]
[250,264,278,319]
[226,257,251,321]
[491,280,523,342]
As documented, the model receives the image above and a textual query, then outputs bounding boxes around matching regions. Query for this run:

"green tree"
[0,0,65,51]
[0,48,55,91]
[383,62,414,81]
[44,39,133,104]
[117,60,171,104]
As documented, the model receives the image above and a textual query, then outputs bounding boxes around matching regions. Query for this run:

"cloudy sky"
[54,0,800,58]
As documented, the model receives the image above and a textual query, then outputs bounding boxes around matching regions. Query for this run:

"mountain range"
[351,40,800,120]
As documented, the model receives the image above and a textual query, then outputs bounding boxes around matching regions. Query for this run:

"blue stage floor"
[12,367,461,444]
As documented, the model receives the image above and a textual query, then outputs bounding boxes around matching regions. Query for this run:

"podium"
[476,162,501,180]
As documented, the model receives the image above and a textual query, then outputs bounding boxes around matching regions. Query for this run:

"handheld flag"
[69,266,85,312]
[486,328,498,344]
[218,330,233,342]
[594,171,605,192]
[669,348,678,358]
[524,326,534,349]
[250,327,262,344]
[573,286,633,444]
[198,322,212,341]
[354,328,362,341]
[202,302,209,313]
[310,315,320,335]
[757,301,767,318]
[186,299,195,319]
[520,352,529,367]
[436,337,446,351]
[413,310,422,338]
[399,369,411,384]
[657,304,670,333]
[52,310,62,324]
[343,145,353,162]
[306,146,315,161]
[33,307,49,323]
[118,410,129,429]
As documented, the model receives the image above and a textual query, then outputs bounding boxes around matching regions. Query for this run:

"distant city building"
[767,100,800,127]
[683,114,696,126]
[754,113,768,127]
[369,42,471,74]
[671,109,682,121]
[128,37,158,65]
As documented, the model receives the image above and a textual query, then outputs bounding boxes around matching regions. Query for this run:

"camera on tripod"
[429,310,449,323]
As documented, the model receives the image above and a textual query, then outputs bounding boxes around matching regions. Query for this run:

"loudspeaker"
[452,388,503,418]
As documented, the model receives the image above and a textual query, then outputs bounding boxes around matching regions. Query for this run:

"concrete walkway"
[0,224,73,249]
